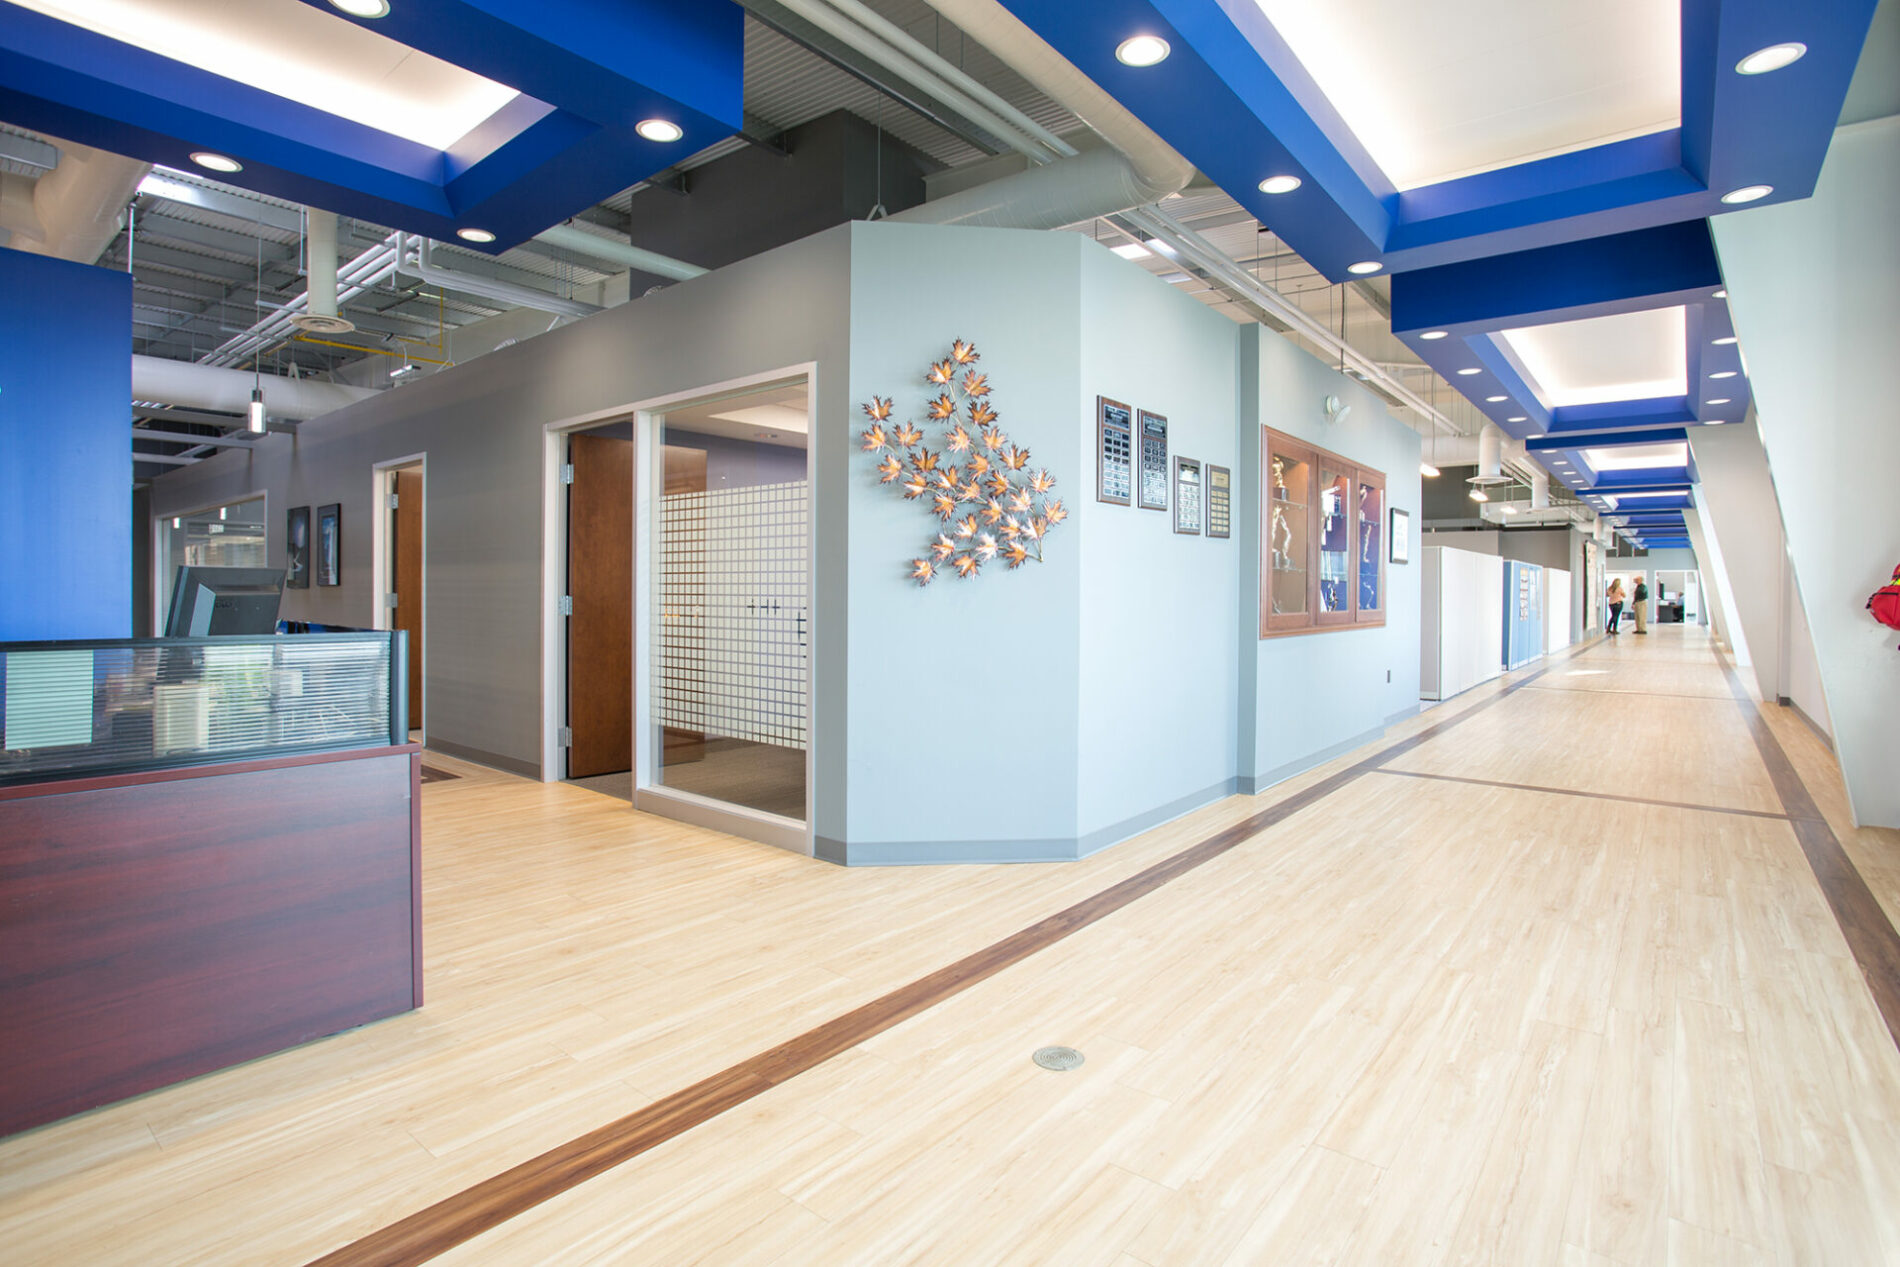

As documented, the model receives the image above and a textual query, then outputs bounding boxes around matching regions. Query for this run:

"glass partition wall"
[156,496,267,625]
[642,379,810,831]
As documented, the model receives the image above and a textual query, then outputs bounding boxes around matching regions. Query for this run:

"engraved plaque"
[1173,455,1203,535]
[1137,409,1168,510]
[1096,396,1133,506]
[1206,464,1232,539]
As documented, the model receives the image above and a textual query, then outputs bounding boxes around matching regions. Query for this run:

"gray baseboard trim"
[1239,724,1387,796]
[815,777,1240,867]
[1384,703,1422,726]
[425,737,540,780]
[1776,697,1834,750]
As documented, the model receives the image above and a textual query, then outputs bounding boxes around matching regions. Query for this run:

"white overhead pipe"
[292,207,355,334]
[0,135,149,264]
[777,0,1066,163]
[398,234,602,320]
[1471,423,1506,484]
[201,234,399,367]
[1532,468,1551,510]
[891,145,1183,230]
[532,222,707,282]
[133,355,381,419]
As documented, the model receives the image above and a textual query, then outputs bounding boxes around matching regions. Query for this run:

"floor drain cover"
[1032,1046,1084,1071]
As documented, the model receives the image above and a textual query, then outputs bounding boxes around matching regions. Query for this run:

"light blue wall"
[1074,241,1240,840]
[1239,328,1424,789]
[0,248,131,640]
[1503,561,1543,669]
[837,223,1085,862]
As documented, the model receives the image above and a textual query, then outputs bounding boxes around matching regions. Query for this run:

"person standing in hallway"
[1632,578,1649,634]
[1607,578,1625,634]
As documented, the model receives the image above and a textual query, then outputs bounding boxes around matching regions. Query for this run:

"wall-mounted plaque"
[1206,465,1231,539]
[1172,455,1203,535]
[1137,409,1168,510]
[1096,396,1132,506]
[1388,506,1410,563]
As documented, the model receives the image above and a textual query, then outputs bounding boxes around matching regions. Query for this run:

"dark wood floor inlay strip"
[1371,767,1792,820]
[310,644,1593,1266]
[1714,651,1900,1052]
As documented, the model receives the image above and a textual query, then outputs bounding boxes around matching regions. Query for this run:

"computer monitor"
[164,567,287,637]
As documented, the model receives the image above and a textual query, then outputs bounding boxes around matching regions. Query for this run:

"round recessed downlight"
[456,227,496,244]
[1713,288,1728,298]
[1507,415,1527,423]
[1257,174,1302,195]
[1710,370,1738,379]
[1419,330,1448,340]
[1705,419,1727,426]
[636,118,685,144]
[1737,42,1806,75]
[330,0,391,15]
[1116,34,1171,66]
[1722,184,1773,204]
[1706,398,1732,405]
[190,151,243,173]
[1456,367,1481,376]
[1485,395,1507,403]
[1712,336,1738,345]
[1347,260,1382,275]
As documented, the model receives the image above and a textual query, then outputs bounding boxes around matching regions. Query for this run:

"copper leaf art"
[860,340,1064,586]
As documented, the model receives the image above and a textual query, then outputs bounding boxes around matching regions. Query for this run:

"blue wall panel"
[0,247,131,639]
[1502,561,1545,671]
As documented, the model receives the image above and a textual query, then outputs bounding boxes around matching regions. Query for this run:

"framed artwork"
[316,502,341,586]
[1096,396,1132,506]
[1206,464,1232,539]
[1389,507,1411,565]
[285,506,311,588]
[1136,409,1168,510]
[1172,455,1203,535]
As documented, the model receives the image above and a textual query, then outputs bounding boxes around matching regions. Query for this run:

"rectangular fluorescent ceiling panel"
[1255,0,1679,190]
[1499,306,1687,408]
[1581,441,1688,471]
[16,0,520,151]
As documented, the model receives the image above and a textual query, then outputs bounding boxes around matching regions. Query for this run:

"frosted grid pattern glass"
[0,634,393,784]
[658,480,808,749]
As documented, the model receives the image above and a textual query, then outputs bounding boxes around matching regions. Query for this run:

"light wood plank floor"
[4,626,1898,1265]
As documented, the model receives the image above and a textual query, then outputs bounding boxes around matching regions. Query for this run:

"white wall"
[1546,568,1572,652]
[1420,545,1504,701]
[1712,115,1898,824]
[1689,421,1789,698]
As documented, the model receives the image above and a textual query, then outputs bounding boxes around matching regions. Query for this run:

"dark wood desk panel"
[0,747,420,1137]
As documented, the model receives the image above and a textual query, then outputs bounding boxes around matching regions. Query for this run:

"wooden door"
[567,433,635,778]
[392,468,423,725]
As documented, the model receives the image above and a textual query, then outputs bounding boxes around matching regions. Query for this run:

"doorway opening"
[372,457,425,740]
[564,420,636,794]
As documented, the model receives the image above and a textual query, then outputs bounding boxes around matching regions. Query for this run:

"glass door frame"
[630,365,816,856]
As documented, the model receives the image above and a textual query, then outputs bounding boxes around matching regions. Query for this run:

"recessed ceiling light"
[1709,370,1738,379]
[190,151,243,173]
[330,0,391,15]
[1485,395,1507,403]
[1469,488,1488,502]
[1722,185,1773,204]
[1706,397,1732,405]
[1712,336,1738,345]
[1705,419,1727,426]
[1507,416,1527,423]
[1347,261,1382,275]
[1713,289,1728,298]
[636,118,684,143]
[1116,34,1171,66]
[456,227,496,243]
[1110,242,1153,260]
[1257,175,1302,195]
[1737,42,1806,75]
[1419,330,1448,340]
[1500,505,1519,515]
[1456,368,1481,376]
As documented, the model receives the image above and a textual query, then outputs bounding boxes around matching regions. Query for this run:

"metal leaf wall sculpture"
[860,340,1064,586]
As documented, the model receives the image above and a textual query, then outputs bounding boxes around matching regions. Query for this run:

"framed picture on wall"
[1389,507,1411,565]
[316,503,341,586]
[285,506,311,588]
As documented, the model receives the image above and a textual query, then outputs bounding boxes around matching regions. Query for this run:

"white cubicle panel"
[1546,567,1572,652]
[1420,546,1505,701]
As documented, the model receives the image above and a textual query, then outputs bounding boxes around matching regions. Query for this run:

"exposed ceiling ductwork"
[132,355,380,421]
[0,134,148,264]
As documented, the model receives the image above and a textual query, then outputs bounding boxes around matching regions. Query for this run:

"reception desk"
[0,633,420,1137]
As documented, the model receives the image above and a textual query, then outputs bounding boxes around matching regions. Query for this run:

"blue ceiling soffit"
[0,0,744,251]
[997,0,1877,281]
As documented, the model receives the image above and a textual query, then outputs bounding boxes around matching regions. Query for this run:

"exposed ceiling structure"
[0,0,1886,551]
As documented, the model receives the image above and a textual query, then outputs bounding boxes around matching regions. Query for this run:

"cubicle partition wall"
[1420,546,1506,702]
[1503,561,1545,670]
[0,632,420,1137]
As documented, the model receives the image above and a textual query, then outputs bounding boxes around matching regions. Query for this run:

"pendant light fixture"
[249,230,267,434]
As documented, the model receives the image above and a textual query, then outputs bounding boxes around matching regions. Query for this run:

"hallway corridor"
[3,627,1898,1265]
